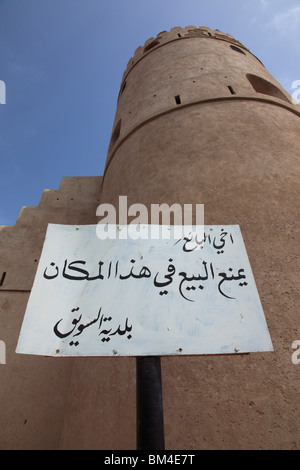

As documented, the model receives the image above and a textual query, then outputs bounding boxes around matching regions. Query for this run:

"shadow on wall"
[246,74,291,103]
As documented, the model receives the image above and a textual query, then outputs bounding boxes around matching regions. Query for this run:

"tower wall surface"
[99,26,300,449]
[0,26,299,450]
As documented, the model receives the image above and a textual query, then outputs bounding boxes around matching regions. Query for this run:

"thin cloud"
[268,5,300,35]
[259,0,270,9]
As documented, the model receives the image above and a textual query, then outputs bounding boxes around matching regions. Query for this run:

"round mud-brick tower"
[100,27,300,449]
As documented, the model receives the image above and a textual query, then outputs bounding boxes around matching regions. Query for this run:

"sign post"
[16,223,273,449]
[136,356,165,450]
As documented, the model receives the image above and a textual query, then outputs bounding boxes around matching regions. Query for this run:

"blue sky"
[0,0,299,225]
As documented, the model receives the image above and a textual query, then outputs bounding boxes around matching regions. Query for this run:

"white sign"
[16,224,273,357]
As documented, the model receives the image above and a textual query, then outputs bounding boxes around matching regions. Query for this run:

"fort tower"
[0,26,299,450]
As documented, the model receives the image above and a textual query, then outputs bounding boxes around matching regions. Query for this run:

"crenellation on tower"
[107,27,297,169]
[122,26,250,83]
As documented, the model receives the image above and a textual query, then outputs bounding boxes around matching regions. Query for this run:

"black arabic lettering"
[212,229,233,254]
[213,231,227,253]
[53,307,82,338]
[217,268,248,299]
[62,259,104,281]
[154,258,176,295]
[119,259,136,280]
[98,313,112,341]
[45,248,249,305]
[99,315,133,342]
[119,259,151,280]
[178,261,209,302]
[43,262,59,279]
[181,234,205,252]
[53,306,134,347]
[62,260,90,280]
[72,307,102,337]
[174,229,234,254]
[107,261,112,278]
[86,261,104,281]
[109,317,132,338]
[174,231,208,252]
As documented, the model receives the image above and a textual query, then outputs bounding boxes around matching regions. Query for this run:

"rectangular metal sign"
[16,224,273,357]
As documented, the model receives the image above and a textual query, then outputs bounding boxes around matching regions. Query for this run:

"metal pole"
[136,356,165,450]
